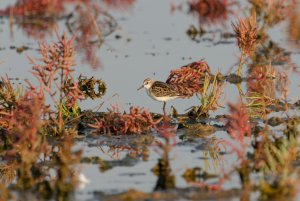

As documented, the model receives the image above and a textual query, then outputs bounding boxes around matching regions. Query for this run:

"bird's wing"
[151,81,181,97]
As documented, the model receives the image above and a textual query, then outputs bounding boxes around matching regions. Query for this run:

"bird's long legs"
[163,101,166,116]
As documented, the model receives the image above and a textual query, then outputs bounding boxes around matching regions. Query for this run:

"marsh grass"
[195,74,224,117]
[0,76,23,112]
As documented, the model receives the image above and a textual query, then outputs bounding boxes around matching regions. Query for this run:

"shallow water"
[1,0,300,201]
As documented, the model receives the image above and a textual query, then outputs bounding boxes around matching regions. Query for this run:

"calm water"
[1,0,300,200]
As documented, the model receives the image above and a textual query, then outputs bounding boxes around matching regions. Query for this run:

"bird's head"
[137,78,155,90]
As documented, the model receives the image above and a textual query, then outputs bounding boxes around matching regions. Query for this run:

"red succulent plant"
[232,14,258,56]
[166,60,211,97]
[89,106,163,135]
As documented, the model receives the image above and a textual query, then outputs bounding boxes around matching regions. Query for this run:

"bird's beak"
[137,85,144,91]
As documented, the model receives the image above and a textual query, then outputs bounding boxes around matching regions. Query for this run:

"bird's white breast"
[146,90,178,102]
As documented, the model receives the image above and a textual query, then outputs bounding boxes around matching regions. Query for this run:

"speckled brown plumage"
[138,78,183,113]
[149,81,182,98]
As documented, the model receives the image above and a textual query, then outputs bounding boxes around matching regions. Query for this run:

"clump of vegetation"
[250,117,300,201]
[232,12,260,80]
[245,64,277,117]
[194,74,224,117]
[78,76,106,99]
[232,14,258,57]
[166,60,223,117]
[0,90,46,189]
[30,31,85,135]
[225,92,300,200]
[249,0,296,27]
[166,60,211,97]
[0,94,83,199]
[0,76,21,112]
[89,106,163,135]
[0,31,87,200]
